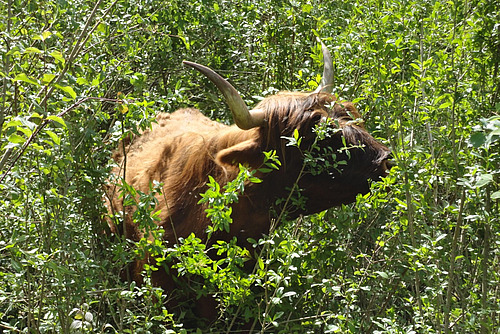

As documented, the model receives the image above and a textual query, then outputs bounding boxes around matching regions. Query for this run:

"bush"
[1,0,498,332]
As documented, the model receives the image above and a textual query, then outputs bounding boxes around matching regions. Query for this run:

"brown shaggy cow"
[105,41,391,320]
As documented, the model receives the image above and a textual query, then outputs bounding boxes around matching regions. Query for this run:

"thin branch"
[444,189,466,334]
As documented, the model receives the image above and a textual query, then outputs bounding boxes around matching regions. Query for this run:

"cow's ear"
[216,139,263,168]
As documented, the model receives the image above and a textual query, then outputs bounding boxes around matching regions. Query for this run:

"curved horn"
[314,37,334,93]
[183,61,265,130]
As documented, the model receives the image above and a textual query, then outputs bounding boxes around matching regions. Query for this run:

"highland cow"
[105,40,391,319]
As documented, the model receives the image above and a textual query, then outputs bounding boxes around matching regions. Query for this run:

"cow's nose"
[381,152,394,175]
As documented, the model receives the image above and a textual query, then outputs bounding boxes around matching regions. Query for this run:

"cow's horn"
[314,37,334,93]
[183,61,265,130]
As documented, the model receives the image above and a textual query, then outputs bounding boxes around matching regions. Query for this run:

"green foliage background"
[0,0,499,332]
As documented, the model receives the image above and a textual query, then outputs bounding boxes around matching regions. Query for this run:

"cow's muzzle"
[372,151,393,180]
[379,152,394,177]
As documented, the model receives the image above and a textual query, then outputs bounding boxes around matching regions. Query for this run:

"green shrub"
[1,0,498,333]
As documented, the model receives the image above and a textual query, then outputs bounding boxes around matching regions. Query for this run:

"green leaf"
[30,112,43,120]
[409,63,421,70]
[50,50,65,64]
[177,35,190,50]
[439,102,452,109]
[491,191,500,200]
[42,31,52,40]
[249,177,262,183]
[8,133,26,144]
[24,47,43,54]
[55,84,76,99]
[375,271,389,279]
[302,4,313,12]
[73,311,83,320]
[257,257,264,270]
[42,74,57,84]
[16,126,32,138]
[47,115,67,128]
[11,259,23,272]
[91,77,100,86]
[469,133,486,148]
[33,30,52,41]
[76,77,89,85]
[13,73,40,86]
[475,174,493,188]
[258,167,273,173]
[45,130,61,145]
[97,22,107,33]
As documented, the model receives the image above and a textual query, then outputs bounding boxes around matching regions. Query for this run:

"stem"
[480,221,490,334]
[118,111,132,285]
[481,182,492,334]
[444,189,466,333]
[404,162,423,316]
[0,0,12,133]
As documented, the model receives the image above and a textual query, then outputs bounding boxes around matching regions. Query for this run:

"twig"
[0,322,21,333]
[0,0,12,133]
[444,189,466,333]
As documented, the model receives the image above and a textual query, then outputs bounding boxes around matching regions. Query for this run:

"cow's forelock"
[336,125,390,180]
[257,92,334,147]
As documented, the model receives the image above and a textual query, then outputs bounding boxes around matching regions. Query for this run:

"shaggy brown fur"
[105,91,391,319]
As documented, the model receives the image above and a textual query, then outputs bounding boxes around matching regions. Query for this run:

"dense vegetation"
[1,0,499,332]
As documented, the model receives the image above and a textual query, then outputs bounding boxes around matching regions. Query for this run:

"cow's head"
[184,40,391,216]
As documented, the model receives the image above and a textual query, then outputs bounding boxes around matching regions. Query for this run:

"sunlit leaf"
[13,73,40,86]
[55,84,76,99]
[409,63,421,70]
[33,30,52,41]
[42,74,57,84]
[8,133,25,144]
[118,103,129,114]
[475,174,493,188]
[50,50,65,64]
[42,31,52,40]
[45,130,61,145]
[24,47,42,54]
[47,115,67,128]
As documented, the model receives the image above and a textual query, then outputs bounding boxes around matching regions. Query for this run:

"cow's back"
[106,109,233,240]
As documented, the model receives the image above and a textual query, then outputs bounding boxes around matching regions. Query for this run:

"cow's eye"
[311,113,323,124]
